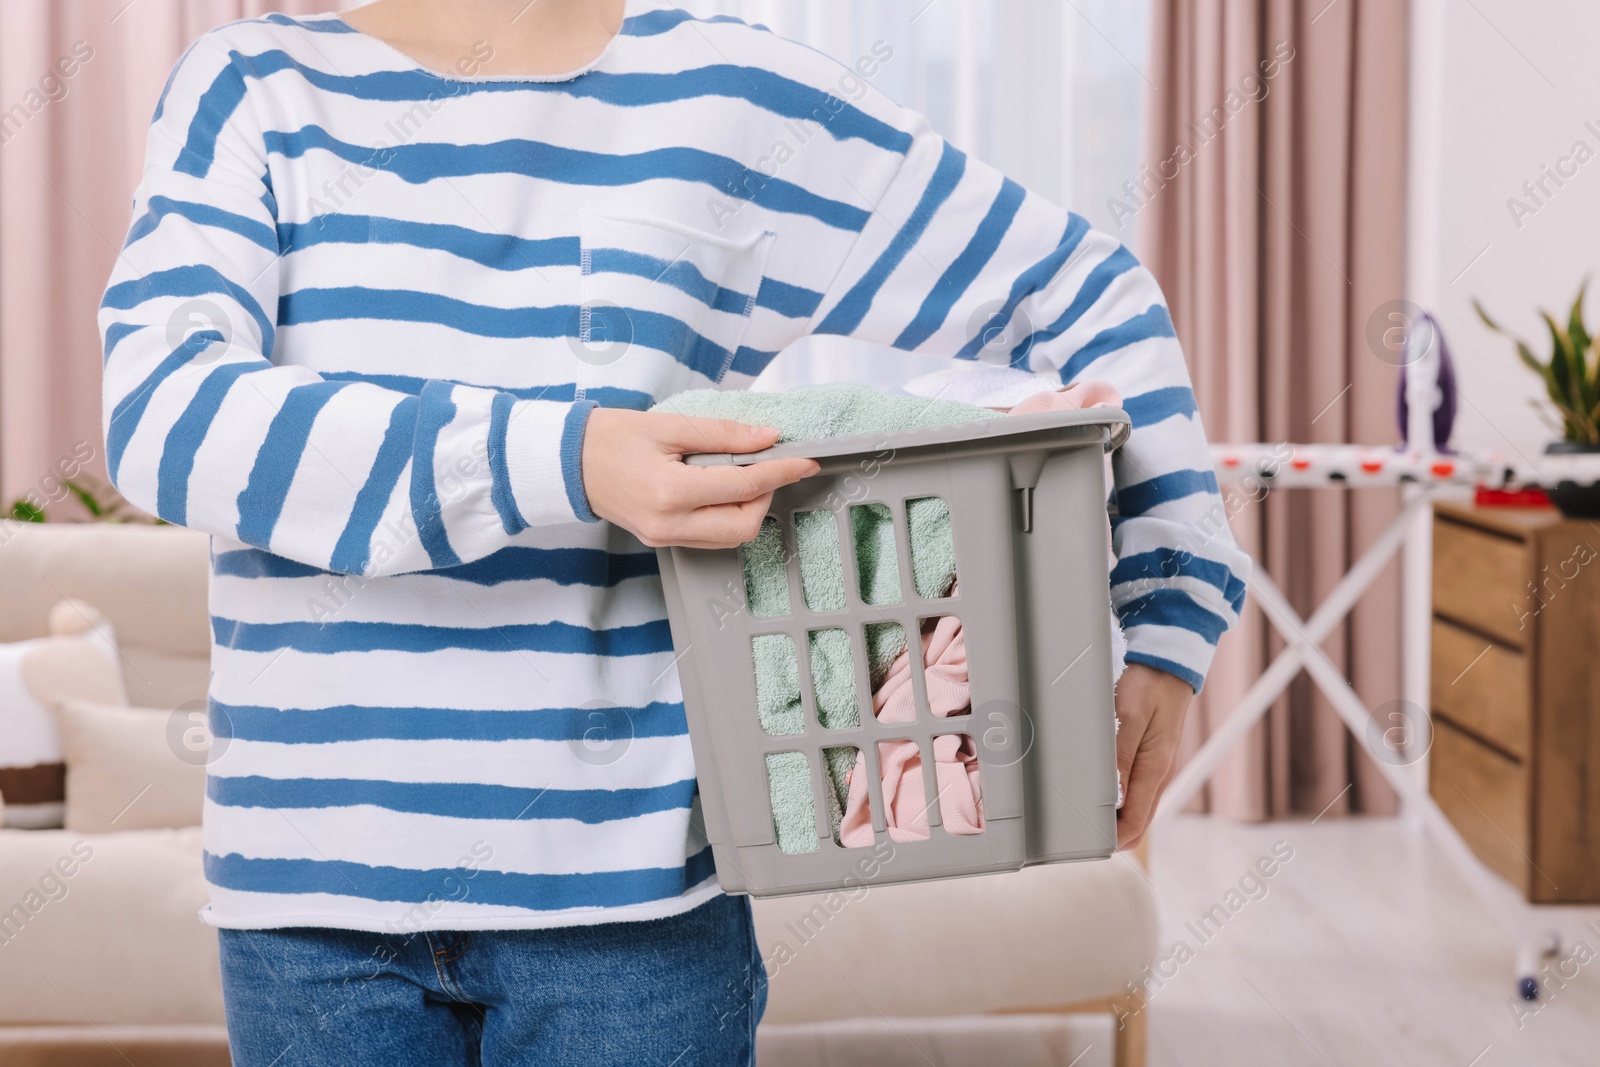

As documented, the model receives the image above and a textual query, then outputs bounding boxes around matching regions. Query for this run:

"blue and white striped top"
[100,2,1249,932]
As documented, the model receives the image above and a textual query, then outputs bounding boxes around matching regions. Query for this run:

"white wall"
[1419,0,1600,456]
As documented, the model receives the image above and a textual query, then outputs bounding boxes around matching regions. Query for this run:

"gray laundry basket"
[656,406,1130,898]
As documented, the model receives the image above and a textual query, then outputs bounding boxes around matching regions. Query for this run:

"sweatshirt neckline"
[323,1,637,85]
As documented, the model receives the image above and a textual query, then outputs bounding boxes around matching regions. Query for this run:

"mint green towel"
[653,384,1000,852]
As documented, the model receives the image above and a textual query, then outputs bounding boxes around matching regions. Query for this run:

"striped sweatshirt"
[99,2,1249,932]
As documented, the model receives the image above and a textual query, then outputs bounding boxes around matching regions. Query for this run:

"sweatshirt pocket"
[577,209,774,393]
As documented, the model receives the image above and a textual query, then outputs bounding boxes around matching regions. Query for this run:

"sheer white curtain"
[689,0,1152,388]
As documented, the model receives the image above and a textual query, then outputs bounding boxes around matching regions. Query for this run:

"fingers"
[1117,740,1176,850]
[642,494,776,550]
[659,414,781,456]
[628,448,820,549]
[677,457,820,510]
[1113,699,1145,817]
[1110,666,1195,850]
[688,494,777,547]
[1116,764,1159,850]
[589,409,825,549]
[1120,760,1180,853]
[648,454,821,548]
[1114,733,1138,812]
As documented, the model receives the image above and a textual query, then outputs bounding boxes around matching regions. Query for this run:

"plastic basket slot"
[805,626,859,731]
[848,502,901,607]
[740,515,788,618]
[904,494,958,601]
[821,745,862,848]
[792,508,846,613]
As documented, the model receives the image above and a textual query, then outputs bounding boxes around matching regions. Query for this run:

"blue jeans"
[218,894,766,1066]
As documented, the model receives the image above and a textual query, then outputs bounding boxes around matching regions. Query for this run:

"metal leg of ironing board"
[1149,490,1560,996]
[1153,643,1304,822]
[1154,493,1429,822]
[1246,566,1560,997]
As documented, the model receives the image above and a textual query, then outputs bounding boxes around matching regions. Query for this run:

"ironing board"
[1151,345,1600,999]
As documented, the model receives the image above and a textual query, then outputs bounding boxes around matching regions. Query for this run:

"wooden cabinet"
[1430,502,1600,903]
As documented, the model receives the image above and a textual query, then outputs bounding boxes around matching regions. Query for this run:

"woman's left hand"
[1112,663,1195,851]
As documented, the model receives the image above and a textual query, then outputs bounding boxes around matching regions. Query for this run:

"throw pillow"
[54,698,207,833]
[0,600,126,829]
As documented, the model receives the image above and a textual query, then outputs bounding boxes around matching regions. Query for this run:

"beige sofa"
[0,521,1156,1066]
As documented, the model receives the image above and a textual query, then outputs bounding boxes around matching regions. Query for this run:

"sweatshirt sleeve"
[99,38,598,578]
[804,111,1249,692]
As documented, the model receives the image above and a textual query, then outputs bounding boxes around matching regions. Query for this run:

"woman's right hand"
[580,408,820,549]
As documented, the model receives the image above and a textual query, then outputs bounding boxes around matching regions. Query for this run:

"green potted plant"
[5,474,162,525]
[1474,282,1600,517]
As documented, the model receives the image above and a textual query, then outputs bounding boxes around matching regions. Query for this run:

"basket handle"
[683,406,1131,469]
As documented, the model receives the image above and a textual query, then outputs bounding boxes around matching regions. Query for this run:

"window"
[692,0,1152,388]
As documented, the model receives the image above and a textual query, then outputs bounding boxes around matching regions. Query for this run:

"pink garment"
[838,611,979,846]
[1007,378,1122,415]
[836,382,1127,847]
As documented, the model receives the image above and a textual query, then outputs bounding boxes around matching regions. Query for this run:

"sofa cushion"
[752,857,1157,1025]
[56,701,206,834]
[116,649,211,721]
[0,828,220,1025]
[0,611,127,830]
[0,522,211,708]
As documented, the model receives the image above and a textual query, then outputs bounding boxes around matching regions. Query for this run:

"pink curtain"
[0,0,334,514]
[1140,0,1410,818]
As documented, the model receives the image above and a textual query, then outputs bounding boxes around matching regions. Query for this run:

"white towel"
[902,363,1062,409]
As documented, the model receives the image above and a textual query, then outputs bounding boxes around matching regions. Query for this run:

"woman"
[100,0,1248,1062]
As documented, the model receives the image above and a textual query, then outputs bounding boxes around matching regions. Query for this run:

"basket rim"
[682,405,1131,468]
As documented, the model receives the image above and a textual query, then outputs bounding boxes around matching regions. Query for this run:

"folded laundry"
[901,362,1064,410]
[837,380,1134,844]
[838,601,980,846]
[1009,378,1123,415]
[655,384,997,854]
[653,381,1003,443]
[653,379,1127,853]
